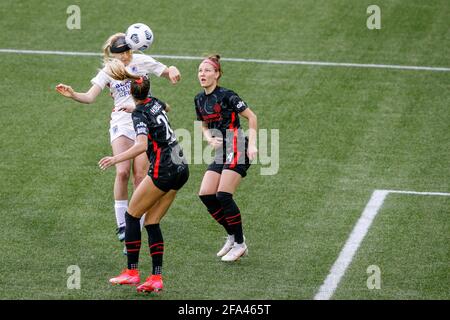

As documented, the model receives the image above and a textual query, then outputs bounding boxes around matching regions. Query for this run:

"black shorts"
[207,160,251,178]
[150,164,189,192]
[207,138,251,178]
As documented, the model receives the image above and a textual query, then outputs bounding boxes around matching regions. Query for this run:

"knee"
[133,173,146,188]
[216,191,233,205]
[116,168,130,182]
[125,210,141,220]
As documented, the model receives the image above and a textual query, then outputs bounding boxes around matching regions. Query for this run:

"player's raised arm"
[99,134,147,170]
[160,66,181,84]
[55,83,102,104]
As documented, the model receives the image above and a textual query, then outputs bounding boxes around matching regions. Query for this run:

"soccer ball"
[125,23,154,51]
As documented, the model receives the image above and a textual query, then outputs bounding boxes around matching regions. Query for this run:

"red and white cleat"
[109,269,140,286]
[136,274,164,293]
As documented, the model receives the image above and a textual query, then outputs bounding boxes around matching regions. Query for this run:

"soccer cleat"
[217,235,235,257]
[116,226,126,242]
[109,269,140,286]
[221,242,248,262]
[136,274,164,293]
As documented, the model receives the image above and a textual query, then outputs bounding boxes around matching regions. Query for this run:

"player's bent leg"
[198,170,221,196]
[198,170,235,255]
[132,152,150,233]
[216,189,248,262]
[132,151,150,190]
[114,199,127,242]
[113,161,130,245]
[113,162,131,199]
[217,169,242,194]
[110,177,167,286]
[136,190,177,294]
[113,159,131,227]
[111,136,134,251]
[138,223,165,294]
[144,190,177,225]
[127,176,167,219]
[217,170,248,262]
[112,135,134,199]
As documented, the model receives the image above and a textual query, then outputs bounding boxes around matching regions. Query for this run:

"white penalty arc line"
[0,48,449,72]
[314,189,450,300]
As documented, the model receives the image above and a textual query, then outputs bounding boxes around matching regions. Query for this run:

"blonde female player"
[55,33,181,250]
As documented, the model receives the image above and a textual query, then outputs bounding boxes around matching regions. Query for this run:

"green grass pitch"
[0,0,448,299]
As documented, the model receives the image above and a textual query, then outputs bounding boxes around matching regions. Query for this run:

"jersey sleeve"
[141,55,167,77]
[132,111,149,136]
[90,69,110,90]
[227,91,248,113]
[194,97,202,121]
[195,108,203,121]
[154,97,167,111]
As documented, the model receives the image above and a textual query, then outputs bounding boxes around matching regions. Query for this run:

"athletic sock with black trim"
[114,200,127,228]
[146,224,164,275]
[125,212,141,270]
[216,191,244,244]
[199,194,233,235]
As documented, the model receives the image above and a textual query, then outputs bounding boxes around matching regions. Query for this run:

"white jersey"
[91,53,167,128]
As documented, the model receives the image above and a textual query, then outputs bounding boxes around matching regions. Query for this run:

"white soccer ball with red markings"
[125,23,154,51]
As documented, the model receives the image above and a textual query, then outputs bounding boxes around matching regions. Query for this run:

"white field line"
[383,190,450,196]
[0,48,449,72]
[314,189,450,300]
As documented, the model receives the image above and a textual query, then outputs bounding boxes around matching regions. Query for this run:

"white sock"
[114,200,128,228]
[140,213,146,230]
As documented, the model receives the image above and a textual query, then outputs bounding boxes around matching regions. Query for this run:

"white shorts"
[110,123,136,143]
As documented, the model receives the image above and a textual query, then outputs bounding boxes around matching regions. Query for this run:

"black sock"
[146,224,164,275]
[125,212,141,270]
[216,192,244,243]
[199,194,233,235]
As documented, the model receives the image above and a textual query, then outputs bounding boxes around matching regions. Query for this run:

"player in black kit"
[99,61,188,293]
[195,55,258,262]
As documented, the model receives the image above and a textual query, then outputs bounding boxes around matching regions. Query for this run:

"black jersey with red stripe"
[132,97,186,178]
[194,86,248,139]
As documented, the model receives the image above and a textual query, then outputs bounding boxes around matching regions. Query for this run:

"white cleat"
[217,235,235,257]
[221,242,248,262]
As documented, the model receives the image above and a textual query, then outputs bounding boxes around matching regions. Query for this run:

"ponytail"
[103,59,150,100]
[103,58,140,81]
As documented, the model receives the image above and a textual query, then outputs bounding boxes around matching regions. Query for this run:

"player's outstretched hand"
[168,66,181,84]
[55,84,74,98]
[207,137,223,150]
[247,144,258,161]
[99,156,116,170]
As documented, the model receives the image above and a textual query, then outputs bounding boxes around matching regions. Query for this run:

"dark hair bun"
[208,54,220,61]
